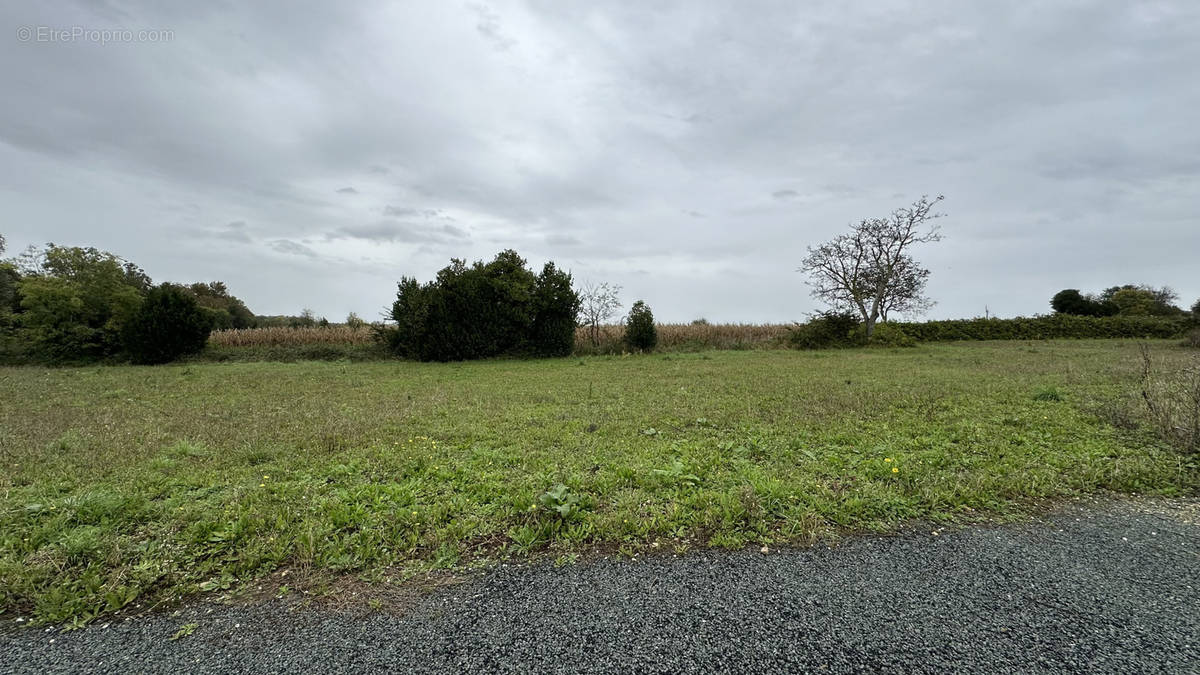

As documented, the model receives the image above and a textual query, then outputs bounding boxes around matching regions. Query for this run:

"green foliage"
[1100,284,1182,316]
[122,284,212,364]
[650,458,701,486]
[529,262,581,357]
[183,282,255,329]
[1182,329,1200,350]
[387,250,581,361]
[624,300,657,351]
[14,245,147,362]
[1032,387,1064,402]
[788,312,862,349]
[894,315,1189,342]
[864,322,917,348]
[1050,289,1115,317]
[537,484,584,520]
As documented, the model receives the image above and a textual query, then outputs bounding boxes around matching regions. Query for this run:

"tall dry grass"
[208,323,793,353]
[574,323,791,354]
[208,325,375,347]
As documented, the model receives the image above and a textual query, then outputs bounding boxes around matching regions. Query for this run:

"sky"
[2,1,1197,323]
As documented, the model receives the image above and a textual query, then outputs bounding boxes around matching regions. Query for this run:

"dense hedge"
[891,315,1190,342]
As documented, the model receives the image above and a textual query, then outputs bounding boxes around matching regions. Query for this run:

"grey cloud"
[470,3,517,51]
[546,234,582,246]
[1,1,1197,321]
[332,221,469,244]
[270,239,318,258]
[336,187,359,194]
[382,205,452,220]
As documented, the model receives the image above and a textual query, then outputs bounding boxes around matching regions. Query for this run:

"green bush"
[529,262,581,357]
[624,300,657,352]
[387,250,581,361]
[788,312,861,350]
[1182,329,1200,349]
[865,322,917,348]
[892,314,1189,342]
[122,284,211,364]
[13,246,147,362]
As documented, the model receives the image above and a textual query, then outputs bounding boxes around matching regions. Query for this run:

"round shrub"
[624,300,657,352]
[122,284,211,364]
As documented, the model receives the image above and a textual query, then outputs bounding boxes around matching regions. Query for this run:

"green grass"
[1,340,1196,626]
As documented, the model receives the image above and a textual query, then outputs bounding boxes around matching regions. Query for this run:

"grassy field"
[1,340,1196,626]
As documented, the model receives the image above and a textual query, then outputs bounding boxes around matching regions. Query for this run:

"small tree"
[579,281,622,345]
[122,284,211,364]
[529,262,581,357]
[624,300,657,352]
[798,195,944,337]
[346,311,365,330]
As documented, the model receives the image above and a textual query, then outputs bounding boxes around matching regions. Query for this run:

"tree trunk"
[864,316,876,338]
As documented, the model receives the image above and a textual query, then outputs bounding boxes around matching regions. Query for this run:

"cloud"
[469,3,517,51]
[332,220,469,244]
[546,233,582,246]
[0,1,1196,321]
[270,239,318,258]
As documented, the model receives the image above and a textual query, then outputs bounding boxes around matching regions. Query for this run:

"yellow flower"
[262,475,269,479]
[884,458,893,463]
[259,483,266,487]
[411,511,418,516]
[891,467,899,473]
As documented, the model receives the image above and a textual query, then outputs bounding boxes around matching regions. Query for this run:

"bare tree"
[579,281,622,345]
[798,195,944,336]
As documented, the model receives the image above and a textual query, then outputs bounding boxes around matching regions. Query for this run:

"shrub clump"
[385,250,580,361]
[1182,328,1200,350]
[122,284,212,364]
[624,300,658,352]
[788,312,862,350]
[863,321,917,348]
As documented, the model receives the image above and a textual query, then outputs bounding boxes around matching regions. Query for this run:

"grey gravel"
[2,497,1197,674]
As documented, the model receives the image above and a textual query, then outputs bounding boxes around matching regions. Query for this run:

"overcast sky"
[3,1,1197,323]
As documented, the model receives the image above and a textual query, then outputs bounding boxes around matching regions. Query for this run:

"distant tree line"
[1051,285,1186,318]
[0,241,264,364]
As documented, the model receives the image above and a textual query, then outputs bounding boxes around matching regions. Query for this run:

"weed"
[538,484,584,520]
[169,623,198,641]
[651,459,701,486]
[1033,387,1064,402]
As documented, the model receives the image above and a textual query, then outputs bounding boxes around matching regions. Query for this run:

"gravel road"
[2,497,1197,674]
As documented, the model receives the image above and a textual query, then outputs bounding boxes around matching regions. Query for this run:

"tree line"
[3,195,1196,364]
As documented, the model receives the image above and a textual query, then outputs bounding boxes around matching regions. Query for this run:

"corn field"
[208,323,792,352]
[209,325,376,347]
[574,323,790,354]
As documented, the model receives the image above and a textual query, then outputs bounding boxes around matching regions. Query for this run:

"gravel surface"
[2,497,1197,674]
